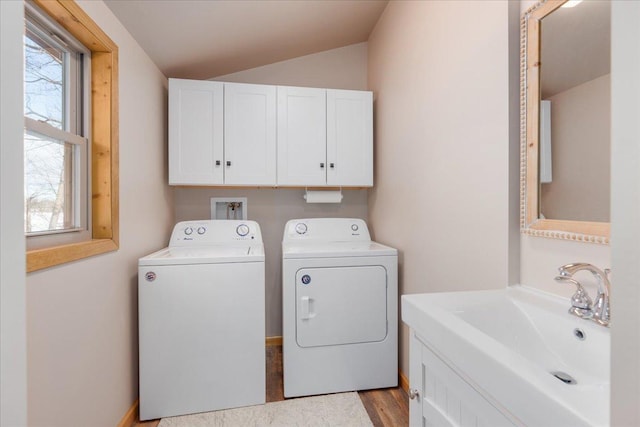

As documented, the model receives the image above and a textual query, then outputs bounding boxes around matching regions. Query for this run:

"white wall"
[213,42,368,90]
[610,1,640,424]
[21,1,175,426]
[1,2,27,426]
[367,0,518,377]
[541,74,610,222]
[172,43,369,338]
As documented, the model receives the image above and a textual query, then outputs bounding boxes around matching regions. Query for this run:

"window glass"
[24,129,75,233]
[24,27,64,129]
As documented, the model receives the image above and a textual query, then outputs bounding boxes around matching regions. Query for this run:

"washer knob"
[184,227,193,235]
[236,224,250,237]
[197,226,206,235]
[295,223,308,235]
[351,224,359,232]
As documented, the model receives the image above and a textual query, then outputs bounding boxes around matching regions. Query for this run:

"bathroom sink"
[402,285,610,426]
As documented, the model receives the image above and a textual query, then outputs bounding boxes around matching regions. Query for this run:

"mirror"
[522,0,610,243]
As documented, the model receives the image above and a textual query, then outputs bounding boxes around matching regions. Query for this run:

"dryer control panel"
[170,220,262,246]
[283,218,371,243]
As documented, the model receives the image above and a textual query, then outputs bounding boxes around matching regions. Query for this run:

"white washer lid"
[282,241,397,259]
[139,245,265,266]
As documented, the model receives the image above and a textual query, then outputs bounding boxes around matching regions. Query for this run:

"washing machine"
[138,220,265,420]
[282,218,398,398]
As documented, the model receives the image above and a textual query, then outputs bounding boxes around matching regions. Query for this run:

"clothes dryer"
[282,218,398,397]
[138,220,265,420]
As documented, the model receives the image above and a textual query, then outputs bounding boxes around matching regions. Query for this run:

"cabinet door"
[326,89,373,186]
[410,331,517,427]
[224,83,276,185]
[168,78,223,185]
[409,332,424,427]
[277,86,326,186]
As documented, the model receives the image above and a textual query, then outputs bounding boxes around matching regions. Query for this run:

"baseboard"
[399,370,409,393]
[266,336,282,346]
[117,398,138,427]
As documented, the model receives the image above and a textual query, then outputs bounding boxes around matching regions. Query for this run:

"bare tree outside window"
[24,30,63,128]
[24,27,77,233]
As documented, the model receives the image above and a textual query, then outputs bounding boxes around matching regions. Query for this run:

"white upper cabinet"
[277,86,373,187]
[224,83,276,185]
[169,79,372,187]
[169,79,276,186]
[277,86,327,186]
[327,89,373,186]
[169,78,223,185]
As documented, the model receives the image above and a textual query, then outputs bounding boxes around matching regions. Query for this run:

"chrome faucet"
[555,263,610,327]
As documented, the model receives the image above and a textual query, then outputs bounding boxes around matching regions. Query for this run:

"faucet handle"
[592,293,610,326]
[555,276,593,317]
[594,268,611,326]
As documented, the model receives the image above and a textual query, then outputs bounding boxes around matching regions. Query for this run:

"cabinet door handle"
[226,161,231,167]
[320,163,325,168]
[409,388,420,400]
[215,160,221,166]
[330,163,335,169]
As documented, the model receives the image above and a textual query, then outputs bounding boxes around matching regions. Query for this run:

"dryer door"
[295,265,387,348]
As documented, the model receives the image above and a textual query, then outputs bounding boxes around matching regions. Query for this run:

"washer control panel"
[170,220,262,246]
[283,218,371,243]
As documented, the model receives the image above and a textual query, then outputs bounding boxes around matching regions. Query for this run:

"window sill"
[27,238,118,273]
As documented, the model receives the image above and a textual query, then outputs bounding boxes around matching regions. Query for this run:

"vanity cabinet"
[409,332,515,427]
[169,79,276,186]
[277,86,373,187]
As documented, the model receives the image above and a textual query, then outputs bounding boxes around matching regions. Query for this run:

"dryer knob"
[236,224,250,237]
[184,227,193,235]
[295,223,308,235]
[197,227,206,235]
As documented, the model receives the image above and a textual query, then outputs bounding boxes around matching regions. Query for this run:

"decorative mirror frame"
[520,0,610,244]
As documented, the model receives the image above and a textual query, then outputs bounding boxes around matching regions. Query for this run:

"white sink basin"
[402,285,610,426]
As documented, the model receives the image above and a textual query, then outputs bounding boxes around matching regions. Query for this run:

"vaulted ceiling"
[105,0,389,80]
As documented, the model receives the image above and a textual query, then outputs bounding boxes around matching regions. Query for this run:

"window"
[25,0,119,272]
[24,6,90,248]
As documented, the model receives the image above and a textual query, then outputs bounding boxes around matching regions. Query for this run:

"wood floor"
[132,345,409,426]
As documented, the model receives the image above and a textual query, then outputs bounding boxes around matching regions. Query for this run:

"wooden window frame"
[27,0,119,272]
